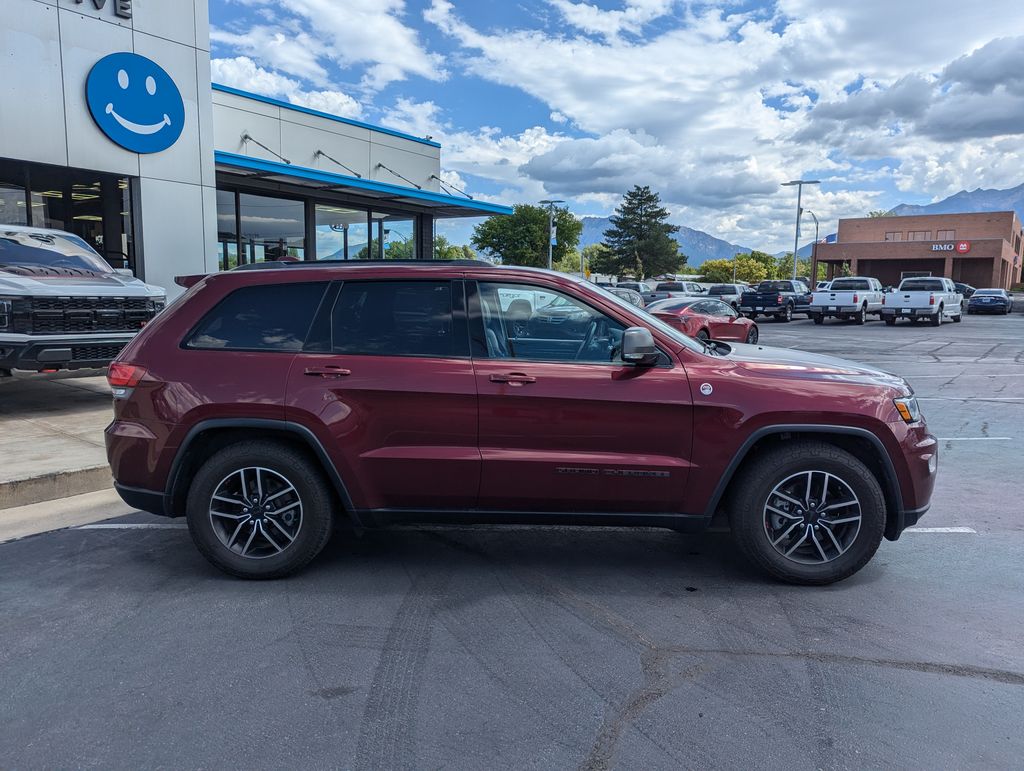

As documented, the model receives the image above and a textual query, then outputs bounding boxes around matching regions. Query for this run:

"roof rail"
[230,258,493,271]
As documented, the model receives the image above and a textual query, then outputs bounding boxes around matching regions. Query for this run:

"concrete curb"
[0,466,112,510]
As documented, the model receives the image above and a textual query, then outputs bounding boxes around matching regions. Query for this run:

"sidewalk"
[0,375,113,509]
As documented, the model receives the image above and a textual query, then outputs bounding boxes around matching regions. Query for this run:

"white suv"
[0,225,165,376]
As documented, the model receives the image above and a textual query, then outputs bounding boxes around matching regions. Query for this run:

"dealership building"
[0,0,510,297]
[813,212,1024,290]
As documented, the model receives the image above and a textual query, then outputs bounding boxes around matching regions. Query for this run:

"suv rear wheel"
[728,441,886,585]
[186,440,334,579]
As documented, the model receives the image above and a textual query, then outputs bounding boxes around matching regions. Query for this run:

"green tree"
[552,249,583,274]
[775,252,813,281]
[744,250,778,278]
[471,204,582,268]
[700,256,768,284]
[459,244,478,260]
[582,243,615,275]
[433,235,463,260]
[601,186,682,278]
[868,210,890,218]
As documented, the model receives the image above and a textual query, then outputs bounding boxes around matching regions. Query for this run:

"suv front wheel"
[186,440,334,579]
[728,441,886,585]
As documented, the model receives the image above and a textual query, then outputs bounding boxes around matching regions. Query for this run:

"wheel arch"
[705,425,904,540]
[166,419,357,523]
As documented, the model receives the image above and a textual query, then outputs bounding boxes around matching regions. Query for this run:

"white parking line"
[909,373,1024,378]
[78,523,187,530]
[904,527,977,533]
[917,397,1024,402]
[936,437,1013,441]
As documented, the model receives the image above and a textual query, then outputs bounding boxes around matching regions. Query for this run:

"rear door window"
[331,280,464,358]
[186,282,328,351]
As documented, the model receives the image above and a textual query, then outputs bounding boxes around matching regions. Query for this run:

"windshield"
[900,279,944,291]
[755,281,790,291]
[974,289,1004,296]
[647,298,699,312]
[0,230,113,275]
[585,281,707,353]
[829,279,870,290]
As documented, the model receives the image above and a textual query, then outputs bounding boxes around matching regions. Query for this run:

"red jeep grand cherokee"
[105,261,936,585]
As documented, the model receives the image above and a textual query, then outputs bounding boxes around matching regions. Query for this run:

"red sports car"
[646,297,759,344]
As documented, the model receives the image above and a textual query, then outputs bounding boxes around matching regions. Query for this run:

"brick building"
[813,211,1023,290]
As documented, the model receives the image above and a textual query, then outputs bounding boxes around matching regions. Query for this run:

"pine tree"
[601,186,682,278]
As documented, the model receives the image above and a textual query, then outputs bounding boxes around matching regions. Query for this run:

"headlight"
[893,396,922,424]
[151,296,166,313]
[0,298,10,329]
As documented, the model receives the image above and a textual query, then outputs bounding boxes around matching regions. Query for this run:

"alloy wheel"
[762,470,862,565]
[208,467,303,559]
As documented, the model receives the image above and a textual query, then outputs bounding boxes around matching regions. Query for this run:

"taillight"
[107,362,147,398]
[777,296,783,304]
[929,294,935,305]
[881,296,886,305]
[852,293,859,304]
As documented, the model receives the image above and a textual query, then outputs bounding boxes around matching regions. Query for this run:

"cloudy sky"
[209,0,1024,251]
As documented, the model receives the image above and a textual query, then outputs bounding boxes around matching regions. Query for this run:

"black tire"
[855,305,867,325]
[746,312,757,321]
[727,441,886,585]
[930,306,943,326]
[746,325,759,344]
[952,303,962,323]
[776,304,793,323]
[186,440,335,579]
[884,317,897,326]
[812,314,824,325]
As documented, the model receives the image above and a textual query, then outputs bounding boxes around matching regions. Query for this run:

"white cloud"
[221,0,445,91]
[211,57,363,119]
[549,0,677,38]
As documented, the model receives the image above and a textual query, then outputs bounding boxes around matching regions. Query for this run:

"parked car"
[881,277,963,326]
[0,225,165,377]
[967,288,1013,314]
[707,283,747,309]
[739,280,812,322]
[615,281,652,294]
[607,287,645,307]
[646,297,759,344]
[954,282,977,299]
[106,260,937,585]
[809,277,886,325]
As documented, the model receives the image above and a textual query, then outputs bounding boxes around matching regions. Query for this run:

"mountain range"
[578,216,752,267]
[579,182,1024,267]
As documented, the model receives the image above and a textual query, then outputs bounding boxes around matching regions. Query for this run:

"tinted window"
[829,279,870,290]
[756,281,791,292]
[974,289,1005,297]
[656,282,684,291]
[708,285,736,295]
[900,279,944,291]
[187,283,327,351]
[332,281,457,357]
[647,298,699,313]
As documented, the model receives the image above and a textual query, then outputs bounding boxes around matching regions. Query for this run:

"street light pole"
[781,180,820,282]
[804,209,820,283]
[539,199,564,270]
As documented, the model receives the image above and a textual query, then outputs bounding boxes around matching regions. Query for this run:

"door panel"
[472,280,694,514]
[285,279,479,511]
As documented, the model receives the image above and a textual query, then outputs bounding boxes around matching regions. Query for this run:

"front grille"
[11,297,155,334]
[70,344,127,362]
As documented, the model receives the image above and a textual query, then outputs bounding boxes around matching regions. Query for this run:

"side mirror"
[115,268,134,277]
[622,326,659,366]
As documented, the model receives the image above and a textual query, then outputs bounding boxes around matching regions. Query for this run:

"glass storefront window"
[217,190,239,270]
[315,204,369,260]
[239,193,305,263]
[370,213,416,259]
[0,184,27,225]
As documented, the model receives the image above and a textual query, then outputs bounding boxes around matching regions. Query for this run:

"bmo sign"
[932,241,971,253]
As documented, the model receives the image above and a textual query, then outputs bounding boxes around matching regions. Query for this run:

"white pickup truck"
[881,277,963,327]
[809,276,885,324]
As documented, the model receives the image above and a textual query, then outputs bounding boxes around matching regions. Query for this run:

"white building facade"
[1,0,508,296]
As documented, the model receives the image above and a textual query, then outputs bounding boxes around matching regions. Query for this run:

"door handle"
[304,366,351,378]
[490,372,536,386]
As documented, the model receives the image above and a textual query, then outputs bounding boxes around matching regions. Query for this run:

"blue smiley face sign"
[86,52,184,154]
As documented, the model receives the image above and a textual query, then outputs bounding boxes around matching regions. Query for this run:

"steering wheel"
[574,320,599,361]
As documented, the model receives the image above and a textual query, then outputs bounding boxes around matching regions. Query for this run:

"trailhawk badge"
[700,383,714,396]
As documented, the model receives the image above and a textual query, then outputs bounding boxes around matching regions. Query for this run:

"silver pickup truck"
[881,277,963,327]
[0,225,165,376]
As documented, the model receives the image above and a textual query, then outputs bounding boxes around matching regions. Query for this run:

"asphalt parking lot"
[2,312,1023,769]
